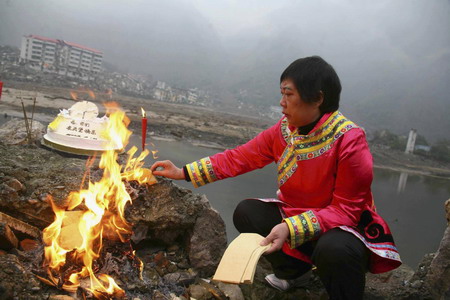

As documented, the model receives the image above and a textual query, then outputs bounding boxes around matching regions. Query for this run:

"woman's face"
[279,79,322,128]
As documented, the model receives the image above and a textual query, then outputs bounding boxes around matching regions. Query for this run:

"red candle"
[141,108,147,151]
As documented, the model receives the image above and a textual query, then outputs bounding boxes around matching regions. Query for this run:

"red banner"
[0,81,3,100]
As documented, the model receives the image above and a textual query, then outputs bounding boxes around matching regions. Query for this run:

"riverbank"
[1,82,450,179]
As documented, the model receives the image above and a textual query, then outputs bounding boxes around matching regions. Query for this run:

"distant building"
[415,145,431,152]
[19,34,103,77]
[187,89,198,103]
[156,81,167,90]
[405,129,417,154]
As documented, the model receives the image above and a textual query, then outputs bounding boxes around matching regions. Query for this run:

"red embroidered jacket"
[185,111,401,274]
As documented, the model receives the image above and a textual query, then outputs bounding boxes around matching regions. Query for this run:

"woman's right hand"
[150,160,185,180]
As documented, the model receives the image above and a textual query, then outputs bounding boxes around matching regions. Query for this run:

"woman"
[150,56,401,299]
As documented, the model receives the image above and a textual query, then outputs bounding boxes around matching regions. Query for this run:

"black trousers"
[233,199,369,300]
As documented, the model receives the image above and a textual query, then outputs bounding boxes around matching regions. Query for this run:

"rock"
[0,119,45,145]
[126,178,227,276]
[424,212,450,298]
[169,293,188,300]
[360,199,450,300]
[0,222,19,250]
[48,296,76,300]
[0,142,227,297]
[239,258,323,300]
[154,251,170,268]
[446,199,450,225]
[365,265,415,299]
[167,262,178,273]
[217,282,245,300]
[189,284,211,300]
[153,290,167,300]
[198,279,228,300]
[189,206,227,277]
[20,238,40,252]
[0,182,19,203]
[0,142,86,229]
[126,178,207,245]
[142,267,161,287]
[410,280,422,289]
[177,258,190,269]
[167,244,180,252]
[163,271,197,286]
[4,178,24,192]
[0,254,42,300]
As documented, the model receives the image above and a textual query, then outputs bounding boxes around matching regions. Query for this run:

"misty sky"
[1,0,449,140]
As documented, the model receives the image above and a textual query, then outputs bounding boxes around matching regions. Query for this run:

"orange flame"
[149,142,159,159]
[140,107,146,118]
[87,89,96,100]
[42,102,156,296]
[70,91,78,101]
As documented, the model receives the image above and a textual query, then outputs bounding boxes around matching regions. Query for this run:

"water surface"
[141,137,450,270]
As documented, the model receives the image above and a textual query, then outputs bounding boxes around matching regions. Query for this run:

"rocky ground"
[2,81,450,179]
[0,82,449,299]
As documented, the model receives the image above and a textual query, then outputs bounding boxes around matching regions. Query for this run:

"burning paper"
[42,102,156,298]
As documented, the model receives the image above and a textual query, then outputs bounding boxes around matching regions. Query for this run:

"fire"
[87,89,96,100]
[69,88,96,101]
[70,91,78,101]
[149,142,159,159]
[42,102,156,297]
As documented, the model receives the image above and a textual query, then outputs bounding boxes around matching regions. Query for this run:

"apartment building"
[20,35,103,76]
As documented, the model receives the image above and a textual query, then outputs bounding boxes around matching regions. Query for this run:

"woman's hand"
[260,222,290,254]
[150,160,185,180]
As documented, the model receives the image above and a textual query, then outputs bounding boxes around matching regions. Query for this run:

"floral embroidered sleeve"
[185,120,281,188]
[284,210,321,248]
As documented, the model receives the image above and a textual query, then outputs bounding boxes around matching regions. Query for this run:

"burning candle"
[141,107,147,151]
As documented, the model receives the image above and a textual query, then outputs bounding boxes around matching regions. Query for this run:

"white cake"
[42,101,122,155]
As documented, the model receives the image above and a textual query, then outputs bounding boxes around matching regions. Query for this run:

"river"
[140,137,450,270]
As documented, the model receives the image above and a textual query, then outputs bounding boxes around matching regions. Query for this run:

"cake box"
[42,101,123,156]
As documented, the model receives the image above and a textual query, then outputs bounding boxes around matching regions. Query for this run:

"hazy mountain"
[218,0,450,141]
[0,0,449,141]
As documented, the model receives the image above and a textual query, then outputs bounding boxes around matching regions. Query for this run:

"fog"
[1,0,449,140]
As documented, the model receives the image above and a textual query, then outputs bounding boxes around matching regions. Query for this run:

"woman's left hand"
[260,222,290,254]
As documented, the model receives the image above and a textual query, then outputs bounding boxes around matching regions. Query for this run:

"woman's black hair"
[280,56,341,113]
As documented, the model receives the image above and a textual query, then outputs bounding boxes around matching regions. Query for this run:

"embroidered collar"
[277,111,358,186]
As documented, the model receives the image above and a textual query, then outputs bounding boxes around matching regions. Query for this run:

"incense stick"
[20,99,32,144]
[30,93,37,133]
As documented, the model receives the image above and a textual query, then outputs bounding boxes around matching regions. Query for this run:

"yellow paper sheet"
[213,233,270,284]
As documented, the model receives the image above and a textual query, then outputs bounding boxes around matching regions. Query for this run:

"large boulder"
[189,206,227,277]
[0,254,42,300]
[423,199,450,298]
[0,142,85,228]
[126,178,227,277]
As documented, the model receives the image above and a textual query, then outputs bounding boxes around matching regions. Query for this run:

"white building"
[20,35,57,66]
[20,35,103,76]
[405,129,417,154]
